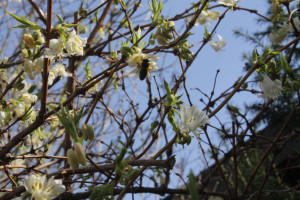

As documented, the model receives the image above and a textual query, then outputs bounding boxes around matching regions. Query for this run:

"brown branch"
[86,0,114,47]
[27,0,47,25]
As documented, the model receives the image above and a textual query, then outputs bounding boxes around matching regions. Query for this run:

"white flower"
[99,27,106,39]
[208,11,220,21]
[269,19,299,45]
[44,39,66,59]
[23,57,44,80]
[127,48,159,78]
[186,10,220,26]
[15,102,25,118]
[176,103,209,134]
[65,30,87,56]
[24,174,66,200]
[0,111,6,129]
[218,0,241,9]
[258,75,283,100]
[48,63,71,85]
[209,35,226,52]
[53,63,71,77]
[22,92,37,104]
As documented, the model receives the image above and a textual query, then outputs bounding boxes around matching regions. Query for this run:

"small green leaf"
[158,0,163,12]
[150,121,159,132]
[120,46,134,57]
[164,80,172,95]
[281,53,295,80]
[152,0,158,12]
[28,84,37,93]
[188,171,199,200]
[56,14,64,23]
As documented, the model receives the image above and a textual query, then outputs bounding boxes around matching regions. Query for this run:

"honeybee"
[139,59,150,80]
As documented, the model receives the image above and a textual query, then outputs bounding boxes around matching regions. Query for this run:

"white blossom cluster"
[45,30,87,58]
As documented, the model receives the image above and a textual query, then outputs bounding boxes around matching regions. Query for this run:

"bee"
[139,59,150,80]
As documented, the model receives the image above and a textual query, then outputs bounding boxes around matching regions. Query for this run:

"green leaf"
[150,121,159,133]
[83,59,92,79]
[281,53,295,80]
[28,84,37,93]
[89,181,116,200]
[148,2,154,12]
[188,171,199,200]
[8,13,41,31]
[152,0,158,12]
[158,0,163,12]
[120,46,134,57]
[56,14,64,23]
[115,147,127,171]
[164,80,171,95]
[140,41,146,50]
[74,107,84,126]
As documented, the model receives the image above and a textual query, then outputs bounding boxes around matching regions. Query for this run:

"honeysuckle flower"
[218,0,241,10]
[44,38,65,59]
[22,92,37,104]
[269,19,299,45]
[65,29,87,56]
[53,63,71,77]
[186,10,220,26]
[0,111,6,129]
[48,63,71,85]
[258,75,283,100]
[23,57,44,80]
[176,103,209,134]
[99,27,106,39]
[24,174,66,200]
[127,48,159,78]
[15,102,25,118]
[209,35,226,52]
[208,11,220,21]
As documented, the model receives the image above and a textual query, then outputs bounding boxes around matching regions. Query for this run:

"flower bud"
[167,21,175,30]
[22,49,29,58]
[74,142,86,165]
[79,26,87,34]
[67,148,79,171]
[82,123,94,141]
[1,56,8,64]
[162,31,173,40]
[79,9,88,17]
[24,34,36,48]
[120,46,135,58]
[166,94,177,106]
[156,35,170,46]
